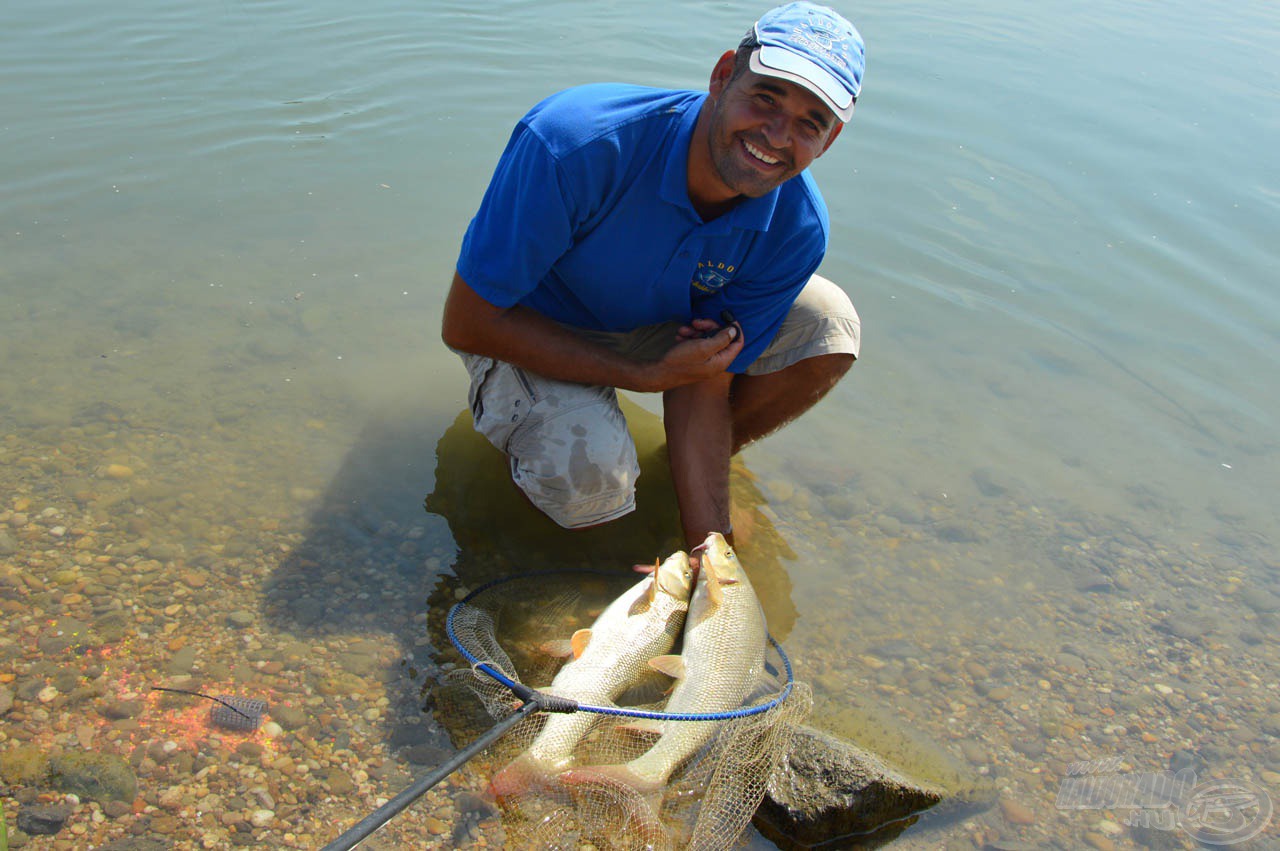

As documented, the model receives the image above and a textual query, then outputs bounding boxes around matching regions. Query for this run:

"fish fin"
[538,639,575,658]
[570,629,592,659]
[613,717,664,738]
[559,766,667,845]
[706,573,723,606]
[705,573,740,608]
[647,655,685,679]
[616,669,676,706]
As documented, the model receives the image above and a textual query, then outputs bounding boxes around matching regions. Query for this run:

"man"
[442,2,864,550]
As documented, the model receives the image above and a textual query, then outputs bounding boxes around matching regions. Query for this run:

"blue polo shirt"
[457,83,829,373]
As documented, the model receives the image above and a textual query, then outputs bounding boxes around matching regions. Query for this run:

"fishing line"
[151,686,267,731]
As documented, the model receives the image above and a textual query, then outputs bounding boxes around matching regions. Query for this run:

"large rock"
[47,751,137,803]
[0,745,51,786]
[754,725,944,848]
[753,723,996,849]
[17,802,72,836]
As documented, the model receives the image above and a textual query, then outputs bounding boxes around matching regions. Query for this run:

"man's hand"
[638,323,743,392]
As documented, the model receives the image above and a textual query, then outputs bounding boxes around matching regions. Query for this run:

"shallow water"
[2,0,1278,848]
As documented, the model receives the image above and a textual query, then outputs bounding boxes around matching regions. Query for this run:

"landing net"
[440,569,812,851]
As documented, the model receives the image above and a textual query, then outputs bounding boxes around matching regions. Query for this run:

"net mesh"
[438,569,812,851]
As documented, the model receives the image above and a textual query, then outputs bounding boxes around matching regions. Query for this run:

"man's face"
[704,63,843,200]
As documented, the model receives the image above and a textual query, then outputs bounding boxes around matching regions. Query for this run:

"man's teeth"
[743,140,780,165]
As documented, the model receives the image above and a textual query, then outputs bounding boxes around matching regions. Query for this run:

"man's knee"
[797,352,856,400]
[509,427,640,529]
[460,353,641,529]
[505,393,640,529]
[746,274,860,376]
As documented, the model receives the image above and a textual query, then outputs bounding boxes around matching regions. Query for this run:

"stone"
[999,797,1036,825]
[753,725,973,849]
[269,703,308,731]
[0,745,51,786]
[325,769,355,795]
[47,751,138,803]
[1240,587,1280,613]
[166,645,199,675]
[17,802,72,836]
[869,640,922,660]
[95,838,171,850]
[1161,614,1212,641]
[227,611,255,629]
[94,611,130,643]
[1084,831,1115,851]
[404,744,451,765]
[935,521,983,543]
[103,800,133,819]
[101,699,146,720]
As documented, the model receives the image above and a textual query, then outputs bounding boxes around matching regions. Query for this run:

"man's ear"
[708,50,736,99]
[818,121,845,156]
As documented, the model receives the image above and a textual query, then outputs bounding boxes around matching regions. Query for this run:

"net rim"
[445,569,795,722]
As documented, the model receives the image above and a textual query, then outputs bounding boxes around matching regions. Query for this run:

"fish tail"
[559,765,667,846]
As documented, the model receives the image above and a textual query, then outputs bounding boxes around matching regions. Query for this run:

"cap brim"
[751,46,856,123]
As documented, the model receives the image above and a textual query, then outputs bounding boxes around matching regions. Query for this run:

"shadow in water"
[261,399,802,762]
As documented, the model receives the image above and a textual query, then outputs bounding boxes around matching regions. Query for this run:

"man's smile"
[741,137,785,168]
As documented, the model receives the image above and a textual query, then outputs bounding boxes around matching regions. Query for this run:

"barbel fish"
[490,550,694,796]
[566,531,768,795]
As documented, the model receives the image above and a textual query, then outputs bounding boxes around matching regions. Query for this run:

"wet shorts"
[458,274,860,528]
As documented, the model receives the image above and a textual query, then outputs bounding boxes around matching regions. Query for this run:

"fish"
[490,550,695,797]
[565,531,768,796]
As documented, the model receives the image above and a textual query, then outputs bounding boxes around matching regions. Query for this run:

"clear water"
[3,0,1277,847]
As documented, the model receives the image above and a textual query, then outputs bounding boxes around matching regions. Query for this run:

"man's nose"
[761,115,790,148]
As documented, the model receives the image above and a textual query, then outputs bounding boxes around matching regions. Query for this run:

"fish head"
[652,550,694,604]
[693,532,746,606]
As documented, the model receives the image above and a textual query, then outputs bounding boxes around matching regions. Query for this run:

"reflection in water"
[425,402,801,639]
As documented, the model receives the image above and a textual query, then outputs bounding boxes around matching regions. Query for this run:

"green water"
[2,0,1278,847]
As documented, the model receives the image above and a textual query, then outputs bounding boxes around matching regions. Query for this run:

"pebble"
[1084,832,1115,851]
[0,403,1274,851]
[999,797,1036,825]
[102,464,134,480]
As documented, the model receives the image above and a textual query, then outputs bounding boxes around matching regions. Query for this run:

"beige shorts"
[459,274,860,528]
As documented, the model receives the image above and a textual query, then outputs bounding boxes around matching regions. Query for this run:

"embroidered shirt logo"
[691,260,736,294]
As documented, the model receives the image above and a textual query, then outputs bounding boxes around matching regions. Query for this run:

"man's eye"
[755,93,776,106]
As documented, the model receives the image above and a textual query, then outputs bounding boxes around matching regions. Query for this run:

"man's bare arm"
[441,271,743,393]
[663,372,735,548]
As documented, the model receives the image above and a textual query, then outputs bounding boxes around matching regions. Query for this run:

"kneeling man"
[442,2,865,548]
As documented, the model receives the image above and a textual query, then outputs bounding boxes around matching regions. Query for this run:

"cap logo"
[788,22,851,72]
